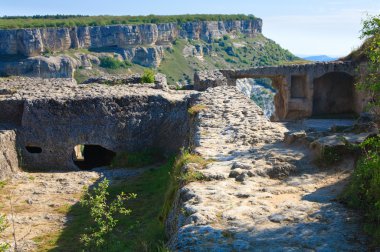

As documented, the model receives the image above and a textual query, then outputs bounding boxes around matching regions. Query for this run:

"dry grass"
[188,104,207,115]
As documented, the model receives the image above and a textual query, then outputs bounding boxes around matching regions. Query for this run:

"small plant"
[141,69,155,83]
[0,214,10,252]
[79,178,137,250]
[188,104,207,115]
[161,149,210,222]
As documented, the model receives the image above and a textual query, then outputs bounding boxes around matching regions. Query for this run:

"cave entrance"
[236,78,276,118]
[73,144,116,170]
[312,72,355,117]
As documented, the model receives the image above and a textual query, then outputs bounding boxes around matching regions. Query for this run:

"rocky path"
[168,87,367,251]
[0,167,147,251]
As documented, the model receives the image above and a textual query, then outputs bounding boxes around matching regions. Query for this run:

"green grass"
[158,40,196,86]
[0,14,258,29]
[340,136,380,247]
[34,159,175,252]
[161,150,210,222]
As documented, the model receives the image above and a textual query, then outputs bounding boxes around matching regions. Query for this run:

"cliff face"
[0,20,262,57]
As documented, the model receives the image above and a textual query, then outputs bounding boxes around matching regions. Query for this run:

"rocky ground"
[168,86,368,251]
[0,167,149,251]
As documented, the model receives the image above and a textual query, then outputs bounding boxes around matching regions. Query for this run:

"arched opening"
[73,144,116,170]
[312,72,355,117]
[236,78,276,118]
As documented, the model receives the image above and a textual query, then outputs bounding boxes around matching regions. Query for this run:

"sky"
[1,0,379,57]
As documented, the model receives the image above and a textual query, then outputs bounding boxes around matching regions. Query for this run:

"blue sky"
[1,0,379,56]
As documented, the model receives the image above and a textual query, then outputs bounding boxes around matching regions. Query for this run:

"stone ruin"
[194,61,368,120]
[0,77,194,177]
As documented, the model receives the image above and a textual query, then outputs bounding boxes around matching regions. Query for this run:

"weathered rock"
[194,70,228,91]
[0,129,19,179]
[166,86,367,251]
[0,56,76,78]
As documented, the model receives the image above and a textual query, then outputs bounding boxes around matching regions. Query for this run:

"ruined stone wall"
[194,62,364,120]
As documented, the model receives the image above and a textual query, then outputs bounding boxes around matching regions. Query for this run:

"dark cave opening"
[312,72,355,117]
[73,144,116,170]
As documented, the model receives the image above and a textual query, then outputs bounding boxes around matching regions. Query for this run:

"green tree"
[357,14,380,120]
[80,179,137,251]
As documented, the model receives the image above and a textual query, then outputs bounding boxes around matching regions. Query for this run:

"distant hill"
[302,55,338,62]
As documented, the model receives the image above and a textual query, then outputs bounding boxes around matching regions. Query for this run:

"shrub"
[99,56,131,69]
[80,179,137,250]
[356,14,380,121]
[340,136,380,246]
[141,69,155,83]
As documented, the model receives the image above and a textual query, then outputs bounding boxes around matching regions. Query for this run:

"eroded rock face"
[0,77,195,171]
[0,20,262,57]
[0,56,76,78]
[0,129,19,179]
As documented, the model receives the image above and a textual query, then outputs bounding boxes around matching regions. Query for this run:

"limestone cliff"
[0,20,262,57]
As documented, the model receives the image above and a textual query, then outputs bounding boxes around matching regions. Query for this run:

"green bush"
[80,178,137,250]
[340,136,380,246]
[99,57,131,69]
[141,69,155,83]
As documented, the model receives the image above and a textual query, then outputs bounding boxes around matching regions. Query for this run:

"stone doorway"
[312,72,355,117]
[72,144,116,170]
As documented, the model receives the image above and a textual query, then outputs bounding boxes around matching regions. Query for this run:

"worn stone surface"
[0,129,19,179]
[166,86,368,251]
[0,77,195,171]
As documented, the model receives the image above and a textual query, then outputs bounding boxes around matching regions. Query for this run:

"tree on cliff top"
[357,14,380,120]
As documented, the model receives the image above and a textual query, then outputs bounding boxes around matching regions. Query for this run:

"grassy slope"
[157,34,306,85]
[33,160,173,252]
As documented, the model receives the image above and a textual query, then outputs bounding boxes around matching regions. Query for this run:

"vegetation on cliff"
[341,13,380,247]
[0,14,258,29]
